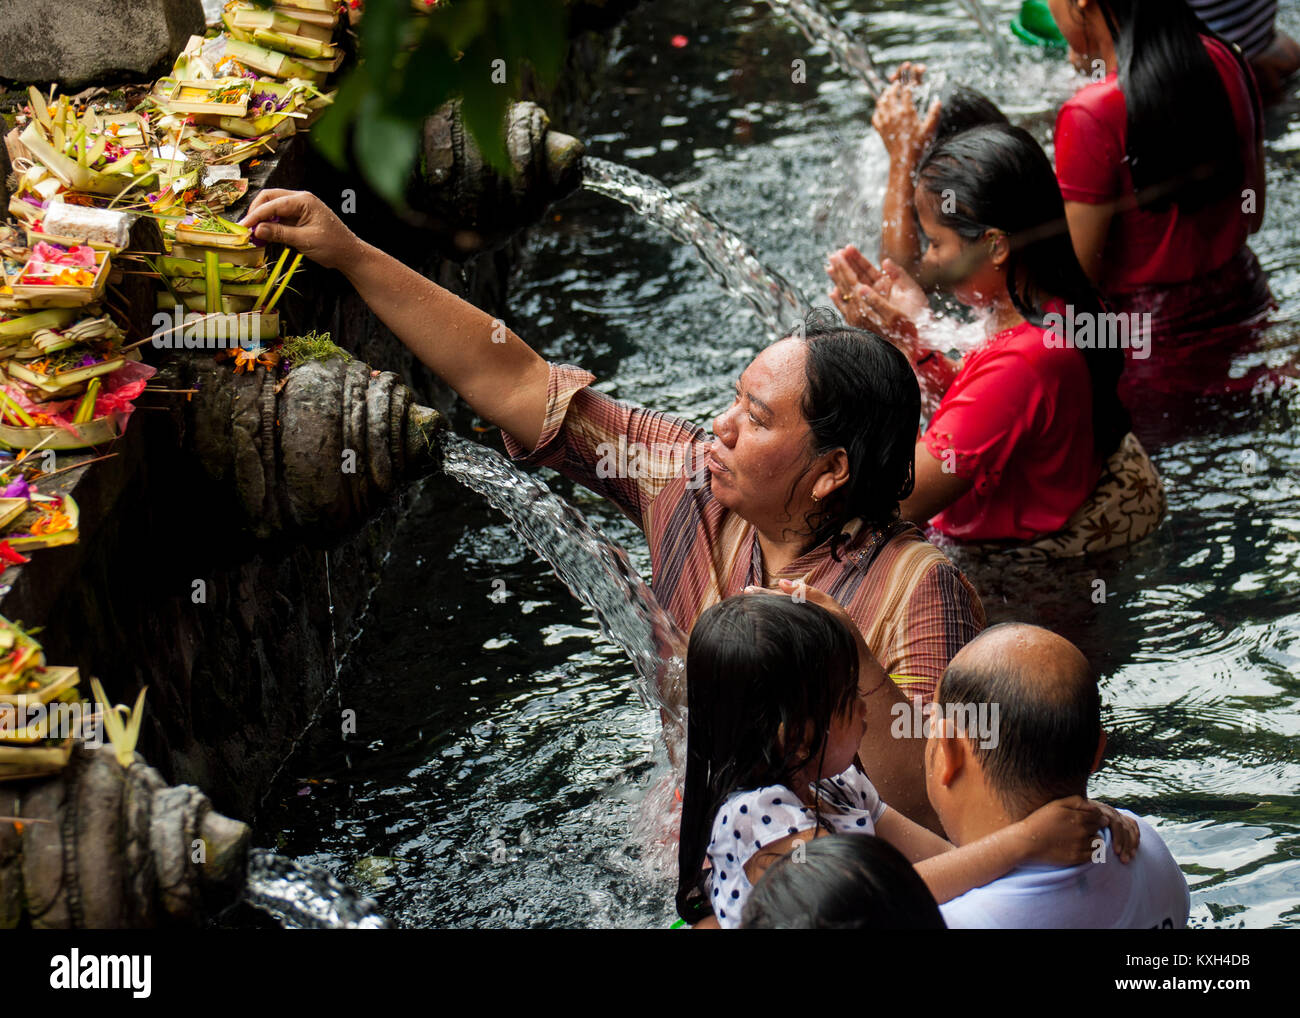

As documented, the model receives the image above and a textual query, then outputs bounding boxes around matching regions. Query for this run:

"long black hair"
[741,835,946,929]
[933,83,1009,149]
[789,310,920,556]
[917,123,1129,459]
[1094,0,1260,212]
[675,594,860,925]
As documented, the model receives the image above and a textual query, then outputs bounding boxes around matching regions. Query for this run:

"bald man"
[924,623,1190,929]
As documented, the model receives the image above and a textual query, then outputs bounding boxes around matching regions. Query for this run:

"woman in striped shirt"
[241,189,987,828]
[1187,0,1300,101]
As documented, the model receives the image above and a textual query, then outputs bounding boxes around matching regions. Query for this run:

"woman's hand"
[875,255,928,318]
[239,189,364,272]
[743,578,858,629]
[827,246,926,315]
[1013,795,1140,867]
[1093,800,1140,863]
[773,579,866,640]
[890,61,926,86]
[827,247,922,349]
[872,72,941,168]
[743,580,887,680]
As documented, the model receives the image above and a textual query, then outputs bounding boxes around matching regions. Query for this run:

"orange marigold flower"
[30,509,72,536]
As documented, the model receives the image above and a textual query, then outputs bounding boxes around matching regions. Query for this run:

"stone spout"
[414,100,585,256]
[187,354,447,541]
[0,743,250,929]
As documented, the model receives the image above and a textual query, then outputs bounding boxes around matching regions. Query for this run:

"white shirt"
[705,765,888,929]
[940,811,1190,929]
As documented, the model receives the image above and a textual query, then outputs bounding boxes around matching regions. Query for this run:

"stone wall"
[0,0,206,88]
[0,18,626,824]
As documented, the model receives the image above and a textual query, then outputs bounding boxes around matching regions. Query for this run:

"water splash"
[762,0,886,96]
[243,849,393,928]
[440,432,687,724]
[956,0,1011,62]
[582,156,810,336]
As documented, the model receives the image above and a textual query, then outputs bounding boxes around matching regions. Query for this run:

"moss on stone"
[280,331,350,369]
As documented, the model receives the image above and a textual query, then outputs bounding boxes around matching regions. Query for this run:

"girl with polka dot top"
[675,585,1138,929]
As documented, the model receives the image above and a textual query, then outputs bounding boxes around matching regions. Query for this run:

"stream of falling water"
[242,849,392,928]
[581,156,810,336]
[440,432,687,725]
[955,0,1011,61]
[762,0,887,95]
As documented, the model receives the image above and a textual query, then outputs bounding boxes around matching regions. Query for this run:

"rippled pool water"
[264,0,1300,928]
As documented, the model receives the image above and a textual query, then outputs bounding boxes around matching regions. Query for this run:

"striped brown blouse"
[503,363,986,702]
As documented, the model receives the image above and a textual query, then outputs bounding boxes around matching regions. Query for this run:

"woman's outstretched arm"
[241,189,551,451]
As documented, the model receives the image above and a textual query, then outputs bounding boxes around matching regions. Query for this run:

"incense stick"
[36,452,118,480]
[0,432,58,475]
[128,306,254,349]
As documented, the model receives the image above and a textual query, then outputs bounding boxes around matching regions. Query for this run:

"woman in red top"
[829,124,1164,551]
[1048,0,1271,343]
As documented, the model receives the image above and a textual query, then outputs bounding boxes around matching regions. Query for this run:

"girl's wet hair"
[916,123,1130,459]
[675,594,860,925]
[1093,0,1260,213]
[933,84,1009,148]
[785,308,920,554]
[741,834,946,929]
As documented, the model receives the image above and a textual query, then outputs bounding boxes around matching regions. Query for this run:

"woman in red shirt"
[1048,0,1271,344]
[829,124,1164,552]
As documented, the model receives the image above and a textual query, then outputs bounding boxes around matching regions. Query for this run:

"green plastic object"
[1011,0,1067,49]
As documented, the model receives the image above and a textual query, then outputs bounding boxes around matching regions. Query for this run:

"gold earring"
[811,492,820,503]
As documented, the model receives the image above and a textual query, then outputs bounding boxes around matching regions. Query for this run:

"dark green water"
[261,0,1300,928]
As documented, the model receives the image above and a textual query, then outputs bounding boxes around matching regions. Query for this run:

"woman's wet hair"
[741,834,946,930]
[675,594,860,925]
[916,123,1129,458]
[932,84,1009,148]
[1093,0,1260,213]
[787,308,920,553]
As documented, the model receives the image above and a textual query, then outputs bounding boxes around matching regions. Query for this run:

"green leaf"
[90,676,147,770]
[312,75,365,168]
[354,97,419,205]
[142,255,184,306]
[204,249,222,314]
[438,0,491,52]
[390,41,457,120]
[359,0,405,86]
[458,52,511,173]
[501,0,568,84]
[254,247,290,311]
[311,0,569,212]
